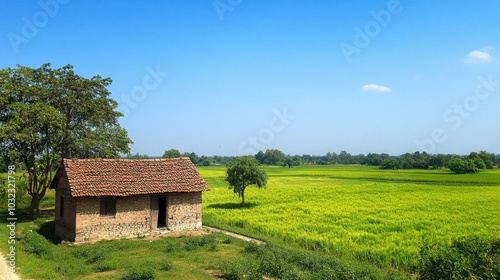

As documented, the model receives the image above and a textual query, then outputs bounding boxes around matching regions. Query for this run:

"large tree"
[226,156,267,207]
[0,64,132,215]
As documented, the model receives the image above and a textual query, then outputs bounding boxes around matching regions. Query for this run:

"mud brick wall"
[54,190,204,242]
[74,196,150,243]
[54,175,77,241]
[167,192,203,231]
[55,189,77,241]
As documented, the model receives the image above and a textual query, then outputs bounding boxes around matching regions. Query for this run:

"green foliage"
[162,149,181,158]
[121,267,156,280]
[429,154,446,169]
[478,150,495,169]
[254,149,286,165]
[160,259,174,271]
[284,155,302,168]
[244,242,261,253]
[72,246,108,264]
[468,152,487,169]
[21,230,53,256]
[230,243,385,280]
[0,157,7,172]
[94,261,116,272]
[162,150,215,166]
[448,157,480,174]
[264,149,285,165]
[184,234,219,251]
[0,63,132,215]
[219,261,247,280]
[126,153,150,159]
[380,158,400,169]
[418,236,500,280]
[183,151,200,165]
[226,156,268,206]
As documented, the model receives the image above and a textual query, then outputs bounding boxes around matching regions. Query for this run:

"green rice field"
[199,165,500,272]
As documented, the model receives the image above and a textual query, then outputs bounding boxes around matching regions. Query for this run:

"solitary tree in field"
[0,64,132,215]
[226,156,267,207]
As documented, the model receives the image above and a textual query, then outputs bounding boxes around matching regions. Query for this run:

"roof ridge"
[63,157,190,161]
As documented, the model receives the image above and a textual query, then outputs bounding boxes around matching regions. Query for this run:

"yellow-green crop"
[200,165,500,272]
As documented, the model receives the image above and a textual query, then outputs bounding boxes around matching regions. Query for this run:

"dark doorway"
[157,197,167,228]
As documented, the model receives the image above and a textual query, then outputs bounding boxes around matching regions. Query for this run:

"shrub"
[72,246,108,264]
[94,262,115,272]
[165,242,175,253]
[160,259,174,271]
[54,261,92,277]
[220,262,244,280]
[184,238,200,251]
[418,236,500,280]
[201,234,218,251]
[121,267,156,280]
[243,242,261,253]
[242,243,376,280]
[184,234,219,251]
[22,230,52,256]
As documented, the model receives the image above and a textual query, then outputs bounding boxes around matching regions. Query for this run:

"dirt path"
[0,252,20,280]
[204,226,265,245]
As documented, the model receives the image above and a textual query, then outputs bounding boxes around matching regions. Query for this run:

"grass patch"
[0,209,250,279]
[121,267,156,280]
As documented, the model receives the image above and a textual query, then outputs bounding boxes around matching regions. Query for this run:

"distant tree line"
[378,151,498,174]
[150,149,500,173]
[254,149,301,167]
[160,149,233,166]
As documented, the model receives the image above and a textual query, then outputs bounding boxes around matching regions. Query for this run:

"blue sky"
[1,0,499,156]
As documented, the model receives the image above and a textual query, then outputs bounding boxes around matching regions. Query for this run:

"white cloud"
[362,84,392,93]
[466,47,494,63]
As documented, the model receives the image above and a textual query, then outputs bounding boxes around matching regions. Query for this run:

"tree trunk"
[241,190,245,207]
[30,193,41,216]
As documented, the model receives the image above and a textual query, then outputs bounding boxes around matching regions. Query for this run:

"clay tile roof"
[51,158,210,197]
